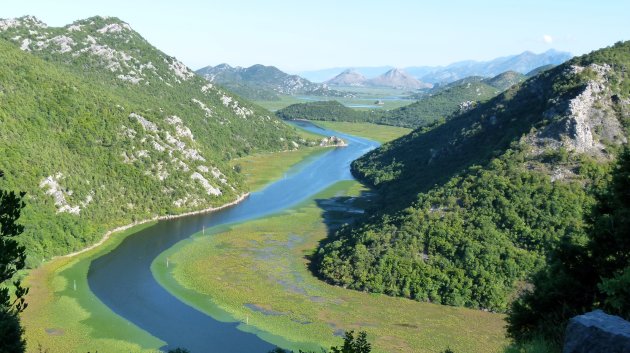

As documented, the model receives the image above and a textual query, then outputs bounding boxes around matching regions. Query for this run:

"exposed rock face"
[563,310,630,353]
[0,15,196,85]
[458,100,476,112]
[528,63,627,158]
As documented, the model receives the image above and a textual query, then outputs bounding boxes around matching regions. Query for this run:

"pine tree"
[0,170,28,353]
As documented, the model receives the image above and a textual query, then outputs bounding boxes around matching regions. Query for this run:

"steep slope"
[483,70,526,90]
[313,41,629,312]
[0,16,309,264]
[381,76,504,127]
[367,68,431,89]
[525,64,555,78]
[196,63,348,100]
[325,69,368,86]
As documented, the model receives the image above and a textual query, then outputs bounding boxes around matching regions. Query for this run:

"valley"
[18,121,418,352]
[0,5,628,353]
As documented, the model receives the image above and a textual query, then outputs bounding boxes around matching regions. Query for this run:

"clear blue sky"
[2,0,629,71]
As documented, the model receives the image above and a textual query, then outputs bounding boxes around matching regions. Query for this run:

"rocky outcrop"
[320,136,347,147]
[563,310,630,353]
[527,63,627,158]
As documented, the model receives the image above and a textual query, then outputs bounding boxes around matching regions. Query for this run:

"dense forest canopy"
[313,41,630,312]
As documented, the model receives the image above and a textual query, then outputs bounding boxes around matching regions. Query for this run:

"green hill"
[312,41,630,312]
[0,16,309,265]
[483,70,526,90]
[275,70,527,129]
[275,100,370,122]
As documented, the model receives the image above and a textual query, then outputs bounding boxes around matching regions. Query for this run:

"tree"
[267,330,371,353]
[507,148,630,343]
[0,170,28,353]
[330,331,371,353]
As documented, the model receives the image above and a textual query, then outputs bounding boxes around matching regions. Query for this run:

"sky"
[2,0,629,72]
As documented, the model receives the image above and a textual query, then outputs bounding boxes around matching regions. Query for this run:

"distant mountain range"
[297,49,572,84]
[298,66,394,83]
[277,69,532,129]
[196,63,350,101]
[326,68,432,90]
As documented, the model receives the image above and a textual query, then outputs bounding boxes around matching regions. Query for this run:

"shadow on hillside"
[305,188,377,273]
[354,66,562,214]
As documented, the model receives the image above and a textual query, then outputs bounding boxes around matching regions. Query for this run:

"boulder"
[563,310,630,353]
[320,136,347,147]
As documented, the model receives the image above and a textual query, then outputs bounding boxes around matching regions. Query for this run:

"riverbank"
[20,142,327,352]
[310,121,412,143]
[20,122,413,352]
[231,148,329,192]
[154,180,508,353]
[23,222,164,353]
[59,193,250,260]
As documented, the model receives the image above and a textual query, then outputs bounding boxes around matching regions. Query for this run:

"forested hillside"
[313,41,630,312]
[0,16,309,265]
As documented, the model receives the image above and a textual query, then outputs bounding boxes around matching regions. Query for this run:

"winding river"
[87,121,379,352]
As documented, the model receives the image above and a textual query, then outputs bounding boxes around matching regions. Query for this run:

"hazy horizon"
[2,0,629,72]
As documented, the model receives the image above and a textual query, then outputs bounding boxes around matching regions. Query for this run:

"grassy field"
[230,121,409,192]
[22,223,164,353]
[153,180,508,353]
[254,93,415,112]
[232,148,329,192]
[311,121,411,144]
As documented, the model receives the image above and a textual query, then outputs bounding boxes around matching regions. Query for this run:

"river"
[87,121,379,352]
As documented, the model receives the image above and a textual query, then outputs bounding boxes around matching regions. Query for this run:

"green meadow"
[254,92,415,112]
[231,148,329,192]
[311,121,412,144]
[153,180,508,353]
[22,223,164,353]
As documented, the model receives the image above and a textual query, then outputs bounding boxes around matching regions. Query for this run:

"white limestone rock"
[39,173,90,215]
[49,35,75,53]
[167,58,194,81]
[129,113,158,132]
[192,99,213,117]
[191,172,221,196]
[97,23,132,34]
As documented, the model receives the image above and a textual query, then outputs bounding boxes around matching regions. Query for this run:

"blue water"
[87,121,378,352]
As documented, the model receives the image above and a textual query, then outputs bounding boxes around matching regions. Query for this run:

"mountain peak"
[382,68,408,77]
[368,68,430,89]
[195,62,348,99]
[0,16,196,85]
[326,69,367,86]
[215,63,233,70]
[0,16,48,31]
